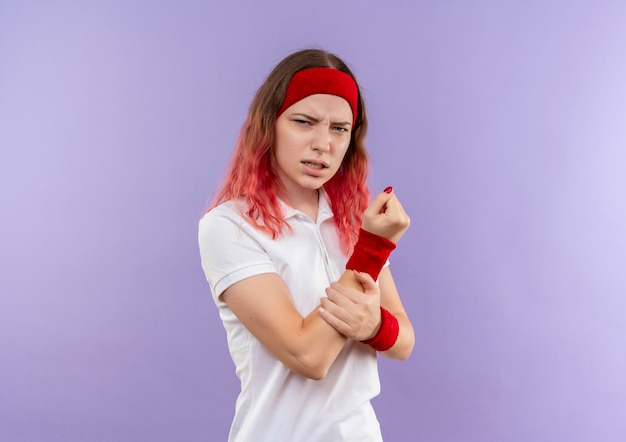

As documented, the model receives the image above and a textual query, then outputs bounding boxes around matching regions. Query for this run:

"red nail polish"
[384,186,393,194]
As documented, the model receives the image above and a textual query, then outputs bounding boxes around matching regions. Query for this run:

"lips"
[301,160,328,170]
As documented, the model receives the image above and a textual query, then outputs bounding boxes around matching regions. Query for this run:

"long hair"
[211,49,370,255]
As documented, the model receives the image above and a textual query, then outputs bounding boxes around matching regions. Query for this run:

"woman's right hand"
[361,187,410,244]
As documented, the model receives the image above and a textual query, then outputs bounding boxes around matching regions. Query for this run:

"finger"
[329,281,371,304]
[371,194,410,231]
[326,284,358,307]
[366,189,394,215]
[352,270,379,295]
[319,303,353,336]
[383,194,408,217]
[320,294,356,323]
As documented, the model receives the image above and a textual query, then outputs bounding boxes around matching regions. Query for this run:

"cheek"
[337,142,351,160]
[277,132,300,153]
[330,147,350,173]
[274,140,299,168]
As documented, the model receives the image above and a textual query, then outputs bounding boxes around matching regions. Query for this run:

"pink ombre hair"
[210,49,370,255]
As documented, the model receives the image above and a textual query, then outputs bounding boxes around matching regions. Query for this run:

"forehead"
[285,94,353,121]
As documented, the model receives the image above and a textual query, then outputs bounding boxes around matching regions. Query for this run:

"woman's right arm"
[199,207,377,381]
[221,272,362,380]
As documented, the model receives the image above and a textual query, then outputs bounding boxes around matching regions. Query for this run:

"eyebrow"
[291,112,352,127]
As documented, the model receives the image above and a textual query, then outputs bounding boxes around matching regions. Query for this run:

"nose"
[311,124,331,152]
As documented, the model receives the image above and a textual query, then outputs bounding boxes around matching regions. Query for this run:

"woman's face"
[273,93,353,200]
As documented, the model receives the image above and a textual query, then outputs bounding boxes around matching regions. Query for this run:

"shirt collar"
[317,190,334,223]
[278,190,334,224]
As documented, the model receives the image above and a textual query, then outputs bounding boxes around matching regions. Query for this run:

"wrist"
[361,307,399,352]
[346,228,396,280]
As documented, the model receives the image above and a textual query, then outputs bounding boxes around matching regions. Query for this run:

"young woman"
[198,48,414,441]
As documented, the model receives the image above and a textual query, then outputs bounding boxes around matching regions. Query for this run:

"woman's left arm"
[319,188,414,358]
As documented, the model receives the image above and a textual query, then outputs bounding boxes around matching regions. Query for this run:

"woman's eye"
[333,126,348,133]
[294,119,310,125]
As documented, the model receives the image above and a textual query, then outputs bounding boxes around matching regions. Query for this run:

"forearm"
[293,268,368,378]
[370,267,415,360]
[337,268,364,290]
[222,272,352,380]
[379,312,414,360]
[292,308,346,379]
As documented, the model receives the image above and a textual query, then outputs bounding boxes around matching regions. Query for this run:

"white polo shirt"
[198,192,382,442]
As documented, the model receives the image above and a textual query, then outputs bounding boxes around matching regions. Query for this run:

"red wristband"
[362,307,399,351]
[345,229,396,280]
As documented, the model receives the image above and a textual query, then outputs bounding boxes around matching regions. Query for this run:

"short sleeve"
[198,203,278,302]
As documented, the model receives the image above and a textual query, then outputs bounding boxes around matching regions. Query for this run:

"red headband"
[277,67,359,126]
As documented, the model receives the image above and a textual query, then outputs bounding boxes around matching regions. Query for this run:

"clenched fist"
[361,187,410,244]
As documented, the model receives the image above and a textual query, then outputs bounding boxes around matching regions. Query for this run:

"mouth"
[302,160,328,170]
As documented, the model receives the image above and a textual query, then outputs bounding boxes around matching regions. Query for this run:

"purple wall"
[2,1,625,441]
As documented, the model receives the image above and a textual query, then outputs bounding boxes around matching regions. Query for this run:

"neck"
[281,188,320,221]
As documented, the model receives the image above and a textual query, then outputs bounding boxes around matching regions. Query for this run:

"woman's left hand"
[319,270,382,341]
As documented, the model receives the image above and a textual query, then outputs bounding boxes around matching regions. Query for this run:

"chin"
[302,179,328,190]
